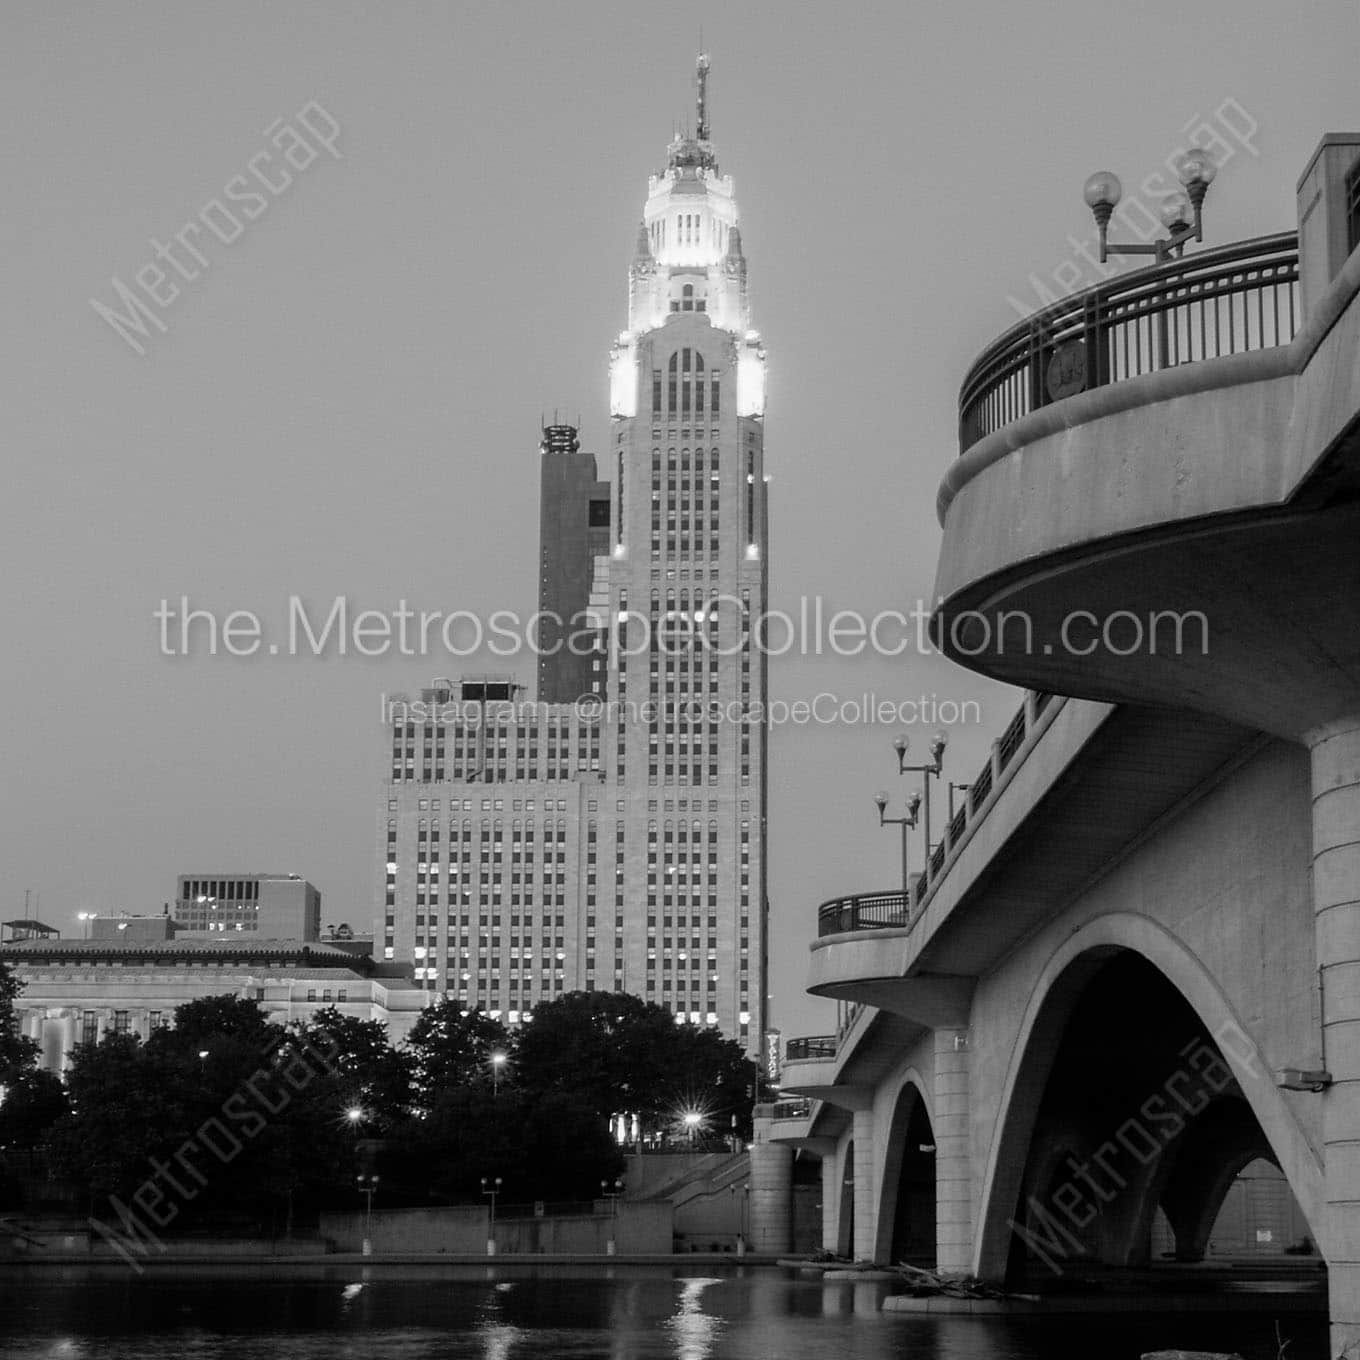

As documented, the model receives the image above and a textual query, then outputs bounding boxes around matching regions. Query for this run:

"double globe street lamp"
[1082,149,1219,265]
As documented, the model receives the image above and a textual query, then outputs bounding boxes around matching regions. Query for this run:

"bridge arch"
[872,1068,935,1266]
[973,911,1323,1281]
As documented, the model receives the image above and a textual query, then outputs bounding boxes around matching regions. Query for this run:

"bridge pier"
[852,1105,877,1261]
[748,1133,793,1254]
[821,1153,840,1253]
[1310,717,1360,1358]
[934,1028,973,1276]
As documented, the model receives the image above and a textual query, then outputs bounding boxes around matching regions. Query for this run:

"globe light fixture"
[1084,151,1218,263]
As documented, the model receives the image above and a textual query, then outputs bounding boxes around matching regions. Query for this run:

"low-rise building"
[2,932,428,1072]
[173,873,321,940]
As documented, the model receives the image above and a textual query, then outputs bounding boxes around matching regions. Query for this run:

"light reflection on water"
[0,1264,1327,1360]
[662,1277,723,1360]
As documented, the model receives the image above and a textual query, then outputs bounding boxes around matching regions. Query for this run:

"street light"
[490,1051,508,1095]
[730,1181,750,1257]
[345,1106,365,1127]
[874,788,921,900]
[356,1172,379,1256]
[894,732,947,867]
[682,1110,703,1145]
[481,1175,503,1256]
[601,1177,624,1256]
[1083,149,1219,264]
[77,912,97,940]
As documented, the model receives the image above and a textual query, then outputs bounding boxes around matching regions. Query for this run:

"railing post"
[990,739,1003,788]
[1023,690,1038,731]
[1027,319,1045,414]
[1082,289,1106,391]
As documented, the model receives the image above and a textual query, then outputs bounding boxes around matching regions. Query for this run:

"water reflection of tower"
[473,1282,522,1360]
[663,1278,725,1360]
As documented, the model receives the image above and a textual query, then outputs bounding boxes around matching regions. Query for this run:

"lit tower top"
[614,54,763,418]
[625,53,750,337]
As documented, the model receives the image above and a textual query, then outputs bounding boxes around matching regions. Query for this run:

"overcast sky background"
[2,0,1356,1036]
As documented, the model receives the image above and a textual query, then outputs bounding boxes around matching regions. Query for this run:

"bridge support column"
[1311,718,1360,1359]
[934,1028,974,1277]
[748,1134,793,1254]
[852,1106,877,1262]
[821,1152,840,1253]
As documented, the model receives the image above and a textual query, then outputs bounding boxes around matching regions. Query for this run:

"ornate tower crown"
[625,53,751,338]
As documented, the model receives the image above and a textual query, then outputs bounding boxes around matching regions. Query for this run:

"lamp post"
[1082,150,1219,265]
[601,1177,624,1256]
[873,789,921,902]
[730,1181,749,1257]
[682,1110,703,1146]
[356,1172,379,1256]
[490,1050,507,1096]
[77,912,96,939]
[894,733,947,867]
[481,1175,502,1256]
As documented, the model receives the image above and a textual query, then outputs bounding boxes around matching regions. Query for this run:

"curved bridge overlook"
[748,130,1360,1354]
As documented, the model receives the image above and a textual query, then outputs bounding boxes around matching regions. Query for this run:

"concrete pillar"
[748,1134,793,1254]
[821,1153,839,1253]
[852,1106,876,1262]
[934,1028,974,1276]
[60,1014,77,1070]
[1310,718,1360,1358]
[25,1010,44,1043]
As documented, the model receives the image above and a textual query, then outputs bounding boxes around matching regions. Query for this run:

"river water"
[0,1264,1328,1359]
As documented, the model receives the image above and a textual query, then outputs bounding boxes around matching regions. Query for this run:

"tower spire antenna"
[695,50,711,143]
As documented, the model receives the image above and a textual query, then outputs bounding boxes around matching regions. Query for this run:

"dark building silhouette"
[537,423,611,702]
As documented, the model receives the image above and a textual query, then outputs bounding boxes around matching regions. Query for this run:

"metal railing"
[958,232,1299,454]
[818,691,1060,937]
[816,890,911,936]
[785,1035,838,1062]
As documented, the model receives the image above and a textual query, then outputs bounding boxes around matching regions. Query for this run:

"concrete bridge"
[751,132,1360,1353]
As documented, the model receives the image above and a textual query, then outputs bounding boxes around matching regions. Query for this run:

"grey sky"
[2,0,1355,1037]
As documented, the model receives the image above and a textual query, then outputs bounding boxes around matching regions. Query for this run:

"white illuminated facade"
[379,56,769,1056]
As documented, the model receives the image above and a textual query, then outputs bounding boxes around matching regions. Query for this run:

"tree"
[388,1085,622,1204]
[0,1068,68,1150]
[147,994,276,1058]
[49,1033,191,1203]
[288,1008,414,1131]
[404,1001,511,1103]
[514,991,760,1141]
[0,960,67,1152]
[0,960,39,1085]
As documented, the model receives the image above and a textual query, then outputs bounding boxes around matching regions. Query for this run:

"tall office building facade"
[378,57,769,1054]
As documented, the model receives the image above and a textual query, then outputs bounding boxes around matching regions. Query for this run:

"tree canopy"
[7,984,758,1225]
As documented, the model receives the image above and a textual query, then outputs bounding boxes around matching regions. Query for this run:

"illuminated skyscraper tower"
[600,52,770,1052]
[378,56,769,1055]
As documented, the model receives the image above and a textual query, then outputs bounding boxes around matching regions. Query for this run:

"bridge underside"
[999,951,1309,1283]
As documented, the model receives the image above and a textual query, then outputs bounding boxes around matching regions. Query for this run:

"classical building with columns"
[3,928,428,1072]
